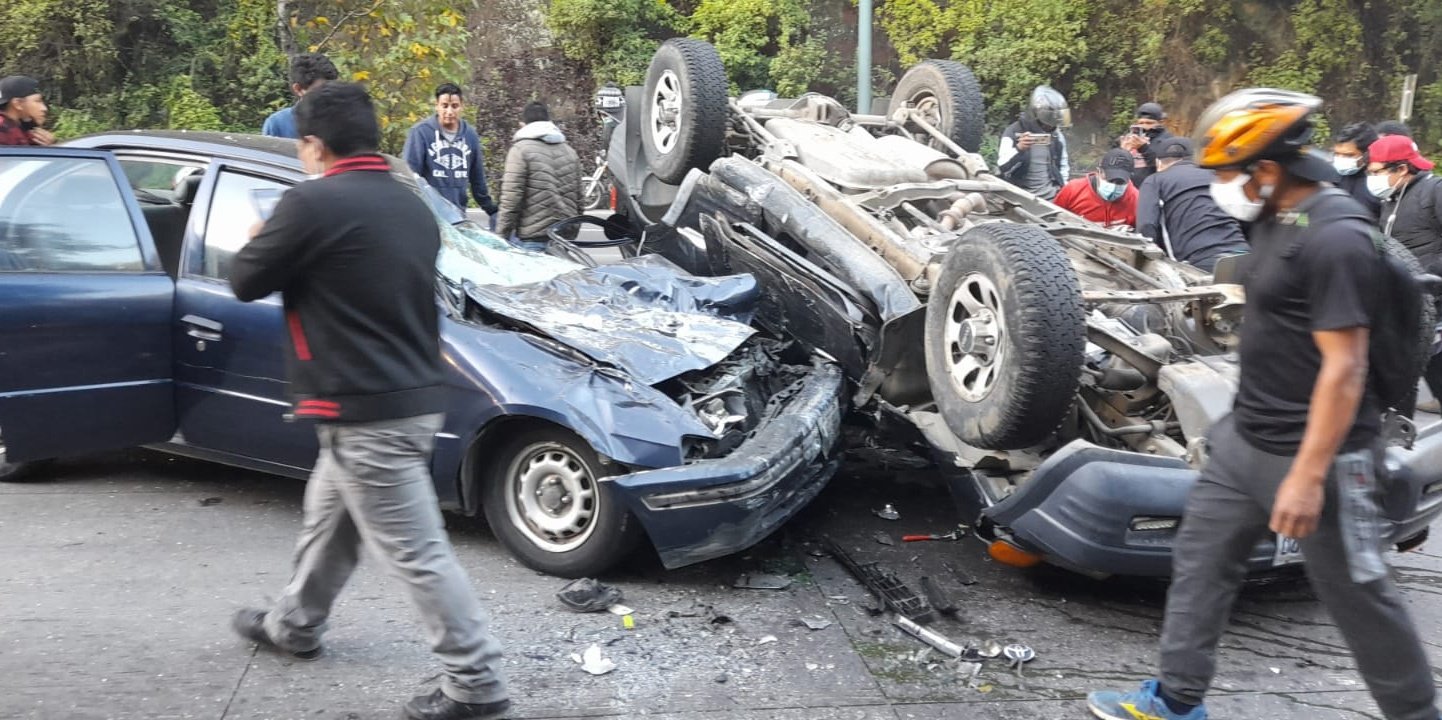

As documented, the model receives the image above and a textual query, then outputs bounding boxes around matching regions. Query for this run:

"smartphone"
[250,187,285,221]
[1029,132,1052,146]
[1129,125,1146,137]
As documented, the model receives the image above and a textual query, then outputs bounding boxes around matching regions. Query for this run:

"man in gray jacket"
[495,102,582,249]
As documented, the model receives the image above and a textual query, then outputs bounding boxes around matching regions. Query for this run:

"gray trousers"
[262,413,508,705]
[1159,415,1436,719]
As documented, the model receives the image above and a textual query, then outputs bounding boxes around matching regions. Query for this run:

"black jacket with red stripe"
[230,155,446,422]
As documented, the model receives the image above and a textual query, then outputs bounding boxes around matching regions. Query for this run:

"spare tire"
[890,60,986,153]
[642,39,729,184]
[924,223,1086,449]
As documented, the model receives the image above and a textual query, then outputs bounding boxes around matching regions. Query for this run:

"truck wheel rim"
[507,445,599,553]
[651,69,683,154]
[944,273,1006,401]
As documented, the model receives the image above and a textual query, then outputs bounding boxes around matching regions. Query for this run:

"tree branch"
[311,0,388,53]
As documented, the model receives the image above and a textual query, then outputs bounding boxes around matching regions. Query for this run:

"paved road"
[2,445,1440,719]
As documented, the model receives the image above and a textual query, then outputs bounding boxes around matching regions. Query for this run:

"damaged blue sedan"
[0,133,844,577]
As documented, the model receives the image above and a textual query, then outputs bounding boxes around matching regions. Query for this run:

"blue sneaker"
[1087,679,1207,720]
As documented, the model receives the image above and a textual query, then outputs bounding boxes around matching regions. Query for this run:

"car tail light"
[988,539,1042,568]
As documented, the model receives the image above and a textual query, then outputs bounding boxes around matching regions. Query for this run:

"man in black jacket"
[1136,137,1249,271]
[1330,122,1381,219]
[1119,101,1175,187]
[228,83,512,720]
[1368,134,1442,413]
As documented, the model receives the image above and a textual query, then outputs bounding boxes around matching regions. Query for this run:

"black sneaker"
[402,689,511,720]
[230,608,322,661]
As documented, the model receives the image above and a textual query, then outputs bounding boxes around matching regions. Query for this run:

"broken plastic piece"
[621,615,635,630]
[825,537,934,623]
[799,617,833,631]
[874,504,901,521]
[988,538,1043,568]
[919,576,958,617]
[874,531,895,546]
[893,615,964,658]
[607,604,635,616]
[557,578,625,613]
[574,644,617,675]
[756,635,778,645]
[733,573,793,590]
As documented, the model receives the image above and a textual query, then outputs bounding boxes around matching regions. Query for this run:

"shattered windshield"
[411,175,578,288]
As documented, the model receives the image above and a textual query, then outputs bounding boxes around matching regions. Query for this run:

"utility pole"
[857,0,872,114]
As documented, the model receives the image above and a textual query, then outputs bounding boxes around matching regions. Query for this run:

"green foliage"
[691,0,809,92]
[292,1,472,152]
[165,76,225,130]
[547,0,681,86]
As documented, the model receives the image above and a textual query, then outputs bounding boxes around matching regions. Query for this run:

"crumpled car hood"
[464,255,760,385]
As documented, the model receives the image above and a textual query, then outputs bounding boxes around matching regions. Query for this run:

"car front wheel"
[481,426,644,578]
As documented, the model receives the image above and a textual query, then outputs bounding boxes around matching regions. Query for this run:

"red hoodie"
[1053,173,1138,230]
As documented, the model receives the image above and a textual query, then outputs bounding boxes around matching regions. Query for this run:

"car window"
[119,158,203,201]
[201,170,290,281]
[0,156,145,272]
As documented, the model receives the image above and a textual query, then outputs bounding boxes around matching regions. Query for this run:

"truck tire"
[642,39,729,184]
[890,60,986,153]
[924,224,1086,449]
[481,425,644,577]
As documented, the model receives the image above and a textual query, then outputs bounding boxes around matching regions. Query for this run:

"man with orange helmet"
[1088,89,1438,720]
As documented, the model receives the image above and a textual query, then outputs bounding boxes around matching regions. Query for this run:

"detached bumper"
[984,437,1442,579]
[610,363,845,569]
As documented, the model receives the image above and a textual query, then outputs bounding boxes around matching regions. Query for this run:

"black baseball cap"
[1277,148,1340,183]
[1100,148,1133,183]
[1156,137,1193,159]
[1136,102,1165,121]
[0,76,40,106]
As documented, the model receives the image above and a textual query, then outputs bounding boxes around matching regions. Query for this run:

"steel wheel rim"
[650,69,683,155]
[505,444,600,553]
[944,273,1006,401]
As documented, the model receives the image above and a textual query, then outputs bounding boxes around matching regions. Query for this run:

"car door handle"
[181,314,223,342]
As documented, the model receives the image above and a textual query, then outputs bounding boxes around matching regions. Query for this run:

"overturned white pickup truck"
[589,38,1442,577]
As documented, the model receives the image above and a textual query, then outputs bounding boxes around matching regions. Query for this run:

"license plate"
[599,97,622,109]
[1272,534,1304,566]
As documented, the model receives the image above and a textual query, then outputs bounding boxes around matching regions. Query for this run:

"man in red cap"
[1369,134,1442,413]
[0,75,52,146]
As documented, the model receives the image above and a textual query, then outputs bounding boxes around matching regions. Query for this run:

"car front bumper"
[981,435,1442,578]
[609,362,845,569]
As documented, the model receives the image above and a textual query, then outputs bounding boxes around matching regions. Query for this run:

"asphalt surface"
[3,441,1440,720]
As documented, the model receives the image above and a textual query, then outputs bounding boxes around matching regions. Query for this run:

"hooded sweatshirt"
[401,115,498,214]
[495,121,582,241]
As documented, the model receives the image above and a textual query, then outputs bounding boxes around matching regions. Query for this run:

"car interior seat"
[139,169,204,277]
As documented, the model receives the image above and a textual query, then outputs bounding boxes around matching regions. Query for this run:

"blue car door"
[170,161,317,472]
[0,148,176,463]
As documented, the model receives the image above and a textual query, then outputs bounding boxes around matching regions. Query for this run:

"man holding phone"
[1120,102,1174,186]
[997,85,1071,200]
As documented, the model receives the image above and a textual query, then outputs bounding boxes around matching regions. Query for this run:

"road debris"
[893,615,965,658]
[733,573,793,590]
[572,644,617,675]
[902,526,967,543]
[1004,643,1036,686]
[960,661,983,688]
[798,617,833,631]
[874,531,896,546]
[556,578,624,613]
[874,504,901,521]
[919,576,959,617]
[825,537,934,622]
[198,497,223,506]
[756,635,778,645]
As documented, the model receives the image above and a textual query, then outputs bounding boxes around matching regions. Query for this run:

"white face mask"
[1332,155,1362,176]
[1209,173,1265,222]
[1367,172,1397,199]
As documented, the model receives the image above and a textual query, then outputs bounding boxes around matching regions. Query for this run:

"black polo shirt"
[1232,189,1382,454]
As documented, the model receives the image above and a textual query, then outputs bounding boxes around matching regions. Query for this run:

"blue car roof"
[66,131,306,174]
